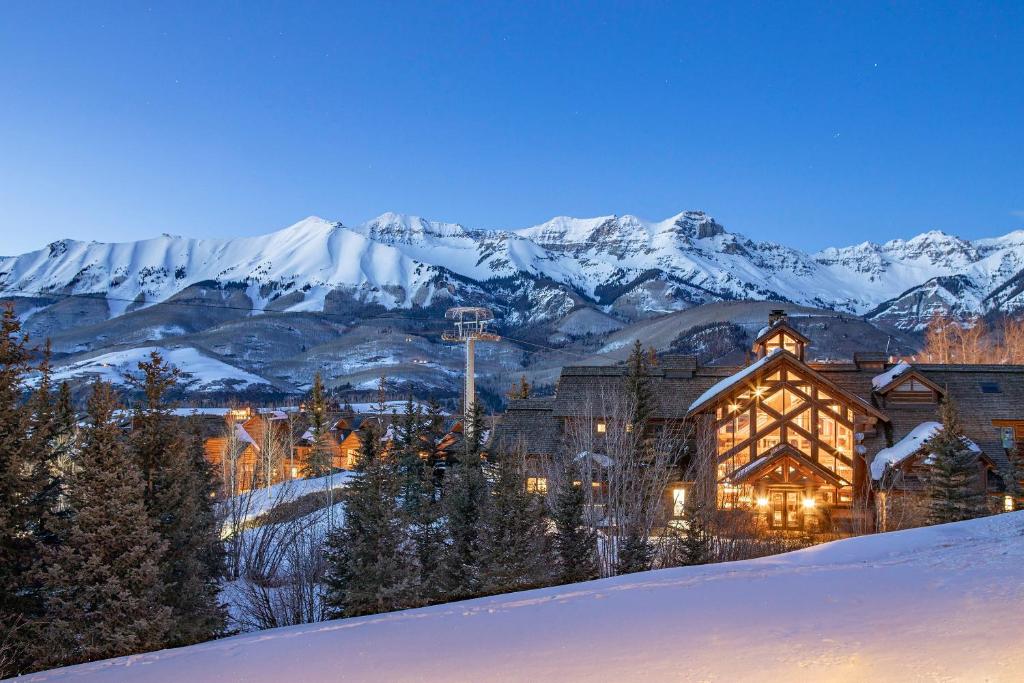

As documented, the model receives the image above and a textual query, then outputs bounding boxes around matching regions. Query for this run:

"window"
[672,488,687,516]
[980,382,1002,394]
[596,421,607,434]
[526,477,547,493]
[291,466,298,478]
[1005,495,1014,512]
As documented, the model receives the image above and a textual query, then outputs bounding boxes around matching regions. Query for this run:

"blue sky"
[1,1,1022,254]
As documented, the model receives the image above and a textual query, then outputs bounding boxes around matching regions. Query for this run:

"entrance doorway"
[768,490,803,530]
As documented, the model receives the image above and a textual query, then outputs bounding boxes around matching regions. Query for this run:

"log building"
[494,311,1024,533]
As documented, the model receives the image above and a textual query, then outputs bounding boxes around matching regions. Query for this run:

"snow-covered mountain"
[4,212,1022,333]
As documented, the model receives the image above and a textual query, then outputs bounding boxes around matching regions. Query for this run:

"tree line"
[0,308,225,677]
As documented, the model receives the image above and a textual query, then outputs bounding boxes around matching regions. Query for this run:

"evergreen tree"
[479,451,552,593]
[550,466,599,585]
[33,381,171,668]
[0,305,33,626]
[925,396,988,525]
[324,418,417,617]
[676,499,713,566]
[303,372,333,477]
[625,340,654,428]
[394,396,446,605]
[615,532,654,575]
[130,352,225,647]
[441,401,488,599]
[1004,445,1024,510]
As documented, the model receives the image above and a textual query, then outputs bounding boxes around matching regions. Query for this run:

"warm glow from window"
[526,477,548,493]
[672,488,686,516]
[1005,495,1014,512]
[291,466,298,478]
[596,421,607,433]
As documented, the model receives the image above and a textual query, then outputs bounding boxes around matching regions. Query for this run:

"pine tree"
[1002,445,1024,511]
[479,451,552,594]
[441,401,488,599]
[0,305,33,625]
[324,418,417,617]
[615,533,654,575]
[304,372,333,477]
[625,339,653,428]
[33,381,171,668]
[393,396,445,605]
[130,352,225,647]
[550,467,599,585]
[925,396,987,525]
[677,499,713,566]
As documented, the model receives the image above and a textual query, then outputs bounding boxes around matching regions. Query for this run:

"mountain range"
[2,211,1022,401]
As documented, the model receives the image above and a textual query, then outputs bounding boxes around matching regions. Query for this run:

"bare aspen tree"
[559,386,688,576]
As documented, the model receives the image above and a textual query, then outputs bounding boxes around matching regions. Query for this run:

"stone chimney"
[768,309,787,326]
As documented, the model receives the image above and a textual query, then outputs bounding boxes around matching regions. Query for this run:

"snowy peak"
[2,210,1023,332]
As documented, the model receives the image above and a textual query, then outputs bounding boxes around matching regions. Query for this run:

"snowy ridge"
[23,512,1024,682]
[2,212,1024,331]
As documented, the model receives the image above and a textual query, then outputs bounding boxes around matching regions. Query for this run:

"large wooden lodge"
[495,311,1024,533]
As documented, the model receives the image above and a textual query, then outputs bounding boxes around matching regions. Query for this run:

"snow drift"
[19,512,1024,682]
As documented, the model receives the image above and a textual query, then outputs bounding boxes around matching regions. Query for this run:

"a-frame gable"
[688,349,889,422]
[873,364,945,397]
[730,443,849,487]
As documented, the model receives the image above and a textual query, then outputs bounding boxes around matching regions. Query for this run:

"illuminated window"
[596,422,607,434]
[291,466,298,478]
[672,488,687,516]
[526,477,548,493]
[1005,495,1014,512]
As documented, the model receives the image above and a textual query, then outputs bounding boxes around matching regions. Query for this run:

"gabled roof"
[872,363,945,396]
[729,443,848,487]
[870,421,989,481]
[752,320,810,346]
[687,349,889,421]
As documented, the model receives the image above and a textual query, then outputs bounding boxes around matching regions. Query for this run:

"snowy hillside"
[21,512,1024,682]
[3,212,1023,331]
[42,346,274,394]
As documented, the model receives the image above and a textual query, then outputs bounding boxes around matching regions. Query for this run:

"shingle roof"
[494,354,1024,475]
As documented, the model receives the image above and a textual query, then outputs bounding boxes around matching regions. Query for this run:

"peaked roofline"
[687,349,889,421]
[730,443,849,487]
[873,366,946,396]
[752,320,811,346]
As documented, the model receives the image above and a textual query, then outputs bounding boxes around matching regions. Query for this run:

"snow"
[870,421,942,480]
[24,512,1024,682]
[3,210,1022,328]
[43,346,272,392]
[872,361,911,390]
[688,348,782,413]
[870,421,983,480]
[342,400,440,415]
[223,473,355,528]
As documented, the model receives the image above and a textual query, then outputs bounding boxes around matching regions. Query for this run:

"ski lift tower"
[442,306,500,431]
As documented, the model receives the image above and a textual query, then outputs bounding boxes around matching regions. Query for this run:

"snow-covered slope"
[22,512,1024,682]
[44,346,274,393]
[3,213,1023,333]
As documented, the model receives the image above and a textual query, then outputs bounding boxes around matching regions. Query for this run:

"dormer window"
[887,378,937,404]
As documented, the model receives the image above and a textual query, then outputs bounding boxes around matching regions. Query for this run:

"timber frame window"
[709,360,880,511]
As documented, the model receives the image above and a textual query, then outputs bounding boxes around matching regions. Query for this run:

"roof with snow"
[687,349,783,413]
[870,421,985,481]
[872,362,912,391]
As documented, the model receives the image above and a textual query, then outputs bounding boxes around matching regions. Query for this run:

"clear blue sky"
[1,1,1022,254]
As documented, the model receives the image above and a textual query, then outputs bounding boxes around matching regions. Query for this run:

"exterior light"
[729,403,740,413]
[753,386,765,397]
[802,497,816,509]
[756,496,769,508]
